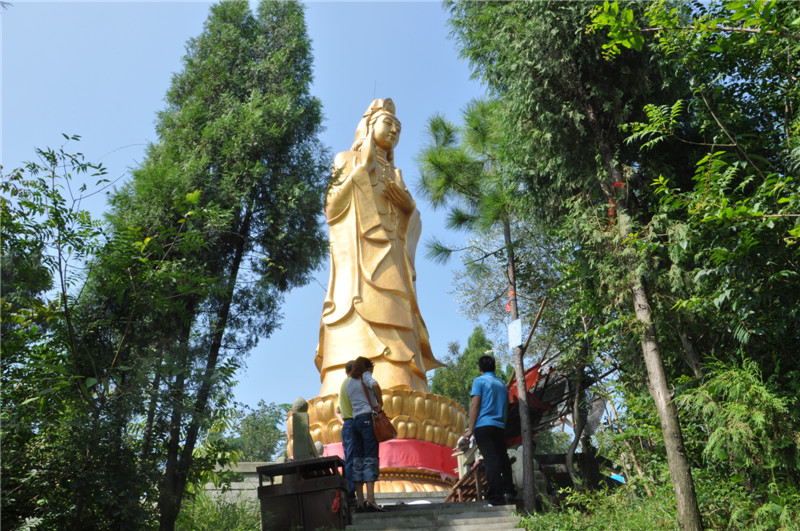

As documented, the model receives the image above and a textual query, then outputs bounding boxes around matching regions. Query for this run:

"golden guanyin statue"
[289,99,467,495]
[315,98,443,396]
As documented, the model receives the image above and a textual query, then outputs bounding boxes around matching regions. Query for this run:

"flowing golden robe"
[315,150,442,396]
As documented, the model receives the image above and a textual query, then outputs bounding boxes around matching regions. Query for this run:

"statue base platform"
[322,439,457,492]
[287,390,467,493]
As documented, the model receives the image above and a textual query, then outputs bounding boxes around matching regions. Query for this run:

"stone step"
[347,518,520,530]
[434,524,519,531]
[348,515,519,528]
[352,502,516,519]
[346,502,521,530]
[362,501,515,515]
[347,522,520,531]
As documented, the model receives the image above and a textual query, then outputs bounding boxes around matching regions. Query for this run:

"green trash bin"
[257,456,348,530]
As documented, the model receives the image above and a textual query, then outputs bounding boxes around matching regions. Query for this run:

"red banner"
[323,438,458,481]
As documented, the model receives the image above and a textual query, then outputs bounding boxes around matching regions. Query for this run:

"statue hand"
[359,130,377,172]
[384,180,415,212]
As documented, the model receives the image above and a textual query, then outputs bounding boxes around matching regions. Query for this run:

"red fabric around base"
[323,438,458,480]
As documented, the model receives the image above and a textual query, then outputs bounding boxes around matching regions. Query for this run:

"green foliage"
[596,386,670,483]
[587,1,646,59]
[446,1,684,215]
[678,358,799,475]
[444,0,694,383]
[444,11,699,521]
[417,99,515,239]
[519,483,679,530]
[597,367,800,530]
[602,0,800,355]
[99,1,328,525]
[654,155,800,347]
[597,0,800,389]
[430,327,494,411]
[443,0,799,526]
[590,0,799,67]
[1,142,159,529]
[176,490,260,531]
[2,1,328,528]
[519,476,800,531]
[447,220,571,363]
[219,401,292,462]
[693,467,800,530]
[417,98,566,364]
[535,427,574,454]
[1,138,106,278]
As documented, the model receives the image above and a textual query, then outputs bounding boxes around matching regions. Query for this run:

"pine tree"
[418,99,542,511]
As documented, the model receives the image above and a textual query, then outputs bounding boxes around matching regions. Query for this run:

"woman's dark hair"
[351,356,374,378]
[478,355,496,373]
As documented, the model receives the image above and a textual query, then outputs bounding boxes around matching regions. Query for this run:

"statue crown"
[363,98,396,119]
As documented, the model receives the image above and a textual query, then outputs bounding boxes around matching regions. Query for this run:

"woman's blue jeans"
[352,413,379,482]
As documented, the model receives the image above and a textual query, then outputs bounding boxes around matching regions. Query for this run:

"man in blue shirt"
[463,355,516,506]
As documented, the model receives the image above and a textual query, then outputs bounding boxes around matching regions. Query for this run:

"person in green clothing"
[335,360,356,505]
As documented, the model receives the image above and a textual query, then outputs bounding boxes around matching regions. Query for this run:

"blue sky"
[2,1,492,409]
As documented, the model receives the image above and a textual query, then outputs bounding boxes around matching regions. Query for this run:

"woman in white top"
[345,356,386,512]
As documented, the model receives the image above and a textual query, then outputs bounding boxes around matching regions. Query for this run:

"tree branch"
[641,25,799,41]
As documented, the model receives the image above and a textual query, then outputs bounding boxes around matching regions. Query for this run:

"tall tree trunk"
[676,321,704,380]
[580,424,601,489]
[141,369,162,464]
[158,205,253,531]
[110,393,130,530]
[565,363,585,491]
[158,353,187,530]
[628,266,702,530]
[504,219,539,513]
[579,83,703,529]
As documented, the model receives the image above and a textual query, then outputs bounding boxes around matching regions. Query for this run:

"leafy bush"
[679,358,800,530]
[176,490,259,531]
[518,483,679,530]
[693,468,800,531]
[519,477,800,530]
[678,358,798,474]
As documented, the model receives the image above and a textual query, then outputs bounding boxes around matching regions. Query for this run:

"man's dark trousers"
[474,425,515,505]
[341,418,356,503]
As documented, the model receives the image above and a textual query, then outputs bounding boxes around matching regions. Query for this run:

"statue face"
[372,114,401,151]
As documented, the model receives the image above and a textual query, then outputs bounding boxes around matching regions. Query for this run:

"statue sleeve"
[325,152,357,221]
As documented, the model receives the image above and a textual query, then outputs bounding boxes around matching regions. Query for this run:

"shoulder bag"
[360,377,397,442]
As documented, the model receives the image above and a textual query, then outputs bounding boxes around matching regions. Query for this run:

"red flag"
[506,291,515,312]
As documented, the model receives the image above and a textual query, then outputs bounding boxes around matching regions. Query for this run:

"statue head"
[351,98,401,164]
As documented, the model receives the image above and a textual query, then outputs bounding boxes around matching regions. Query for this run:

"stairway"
[346,501,521,530]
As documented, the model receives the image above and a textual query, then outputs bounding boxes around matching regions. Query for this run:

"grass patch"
[518,484,678,530]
